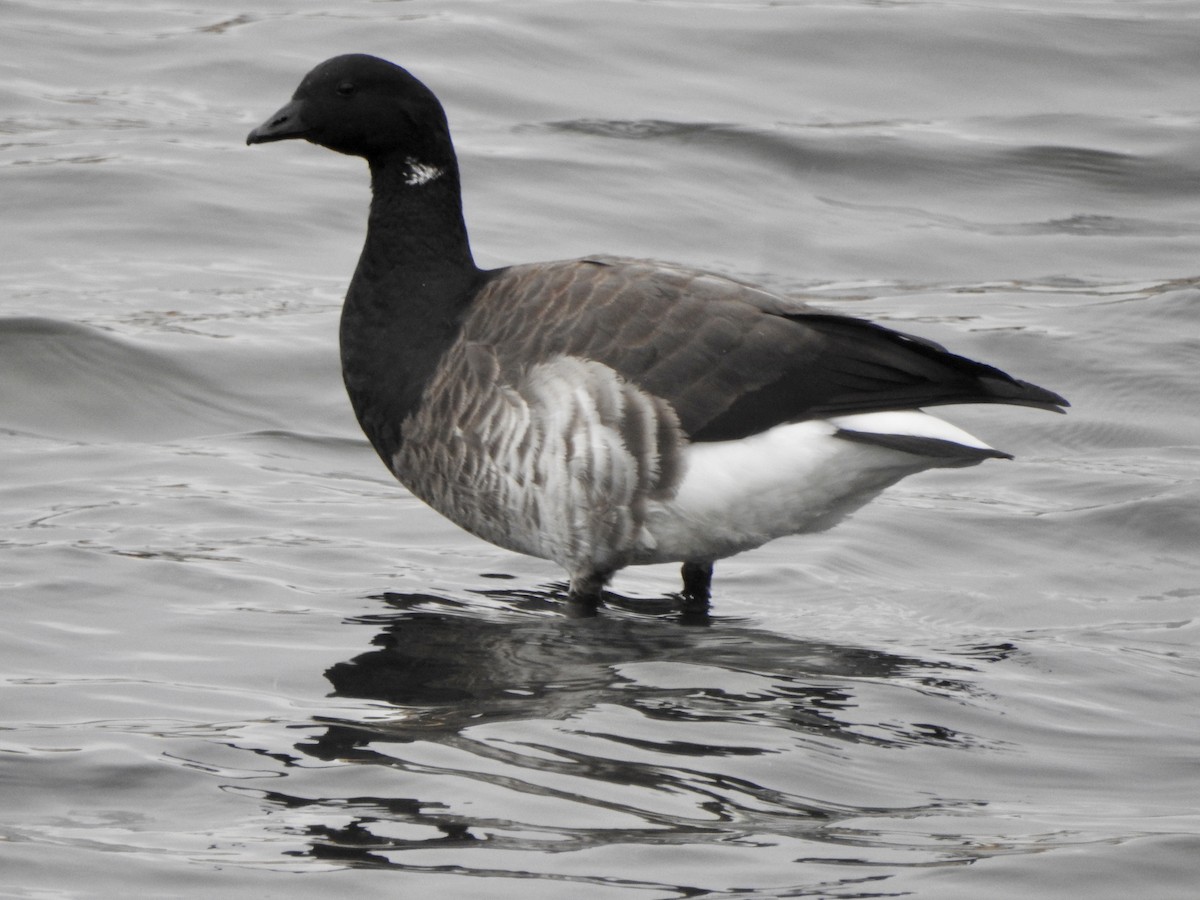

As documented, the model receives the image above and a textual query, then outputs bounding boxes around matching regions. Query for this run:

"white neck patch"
[404,157,445,186]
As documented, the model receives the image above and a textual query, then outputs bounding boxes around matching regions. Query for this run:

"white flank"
[828,410,995,451]
[641,410,995,565]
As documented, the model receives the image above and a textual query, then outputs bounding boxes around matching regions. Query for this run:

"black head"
[246,54,453,164]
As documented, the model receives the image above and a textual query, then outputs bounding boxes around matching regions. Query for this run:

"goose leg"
[567,569,611,616]
[680,561,713,611]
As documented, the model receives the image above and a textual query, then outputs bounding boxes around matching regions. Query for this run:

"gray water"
[2,1,1199,897]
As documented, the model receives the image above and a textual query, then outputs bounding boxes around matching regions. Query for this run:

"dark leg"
[680,561,713,612]
[566,569,612,617]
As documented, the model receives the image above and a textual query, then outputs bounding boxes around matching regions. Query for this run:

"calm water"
[3,1,1199,897]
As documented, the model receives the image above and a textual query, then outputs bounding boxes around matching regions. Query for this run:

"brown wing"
[464,256,1067,443]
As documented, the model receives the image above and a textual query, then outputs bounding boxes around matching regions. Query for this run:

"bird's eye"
[336,81,356,97]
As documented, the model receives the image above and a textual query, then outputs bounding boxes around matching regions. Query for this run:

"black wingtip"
[797,314,1071,418]
[980,375,1070,413]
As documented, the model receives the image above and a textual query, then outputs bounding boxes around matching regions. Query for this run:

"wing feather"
[464,256,1067,444]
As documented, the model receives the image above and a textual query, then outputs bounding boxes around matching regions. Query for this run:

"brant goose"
[247,54,1067,612]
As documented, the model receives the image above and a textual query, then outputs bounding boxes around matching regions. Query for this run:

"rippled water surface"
[3,1,1199,897]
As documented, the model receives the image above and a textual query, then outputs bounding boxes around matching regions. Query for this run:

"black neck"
[340,151,483,464]
[360,152,477,278]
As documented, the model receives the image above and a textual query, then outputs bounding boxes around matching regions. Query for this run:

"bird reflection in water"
[258,589,1012,878]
